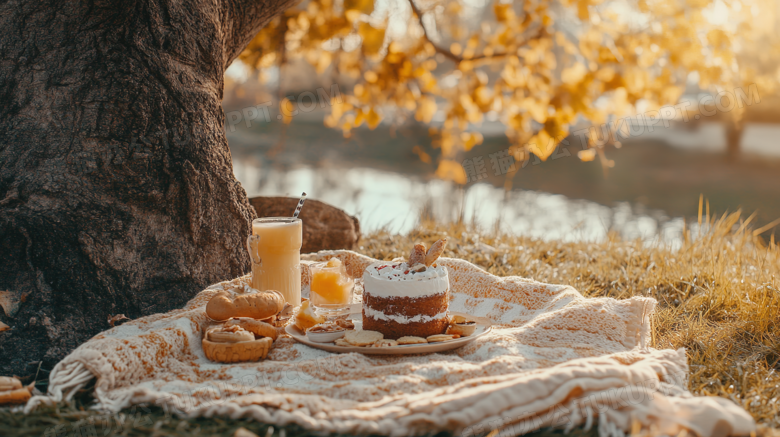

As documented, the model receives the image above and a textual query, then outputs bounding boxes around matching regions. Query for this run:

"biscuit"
[450,314,468,324]
[344,330,383,346]
[335,319,355,330]
[397,336,428,345]
[409,243,427,266]
[207,327,255,343]
[427,334,455,342]
[371,339,398,347]
[424,238,448,266]
[308,321,345,333]
[334,338,351,347]
[224,317,278,341]
[446,323,475,337]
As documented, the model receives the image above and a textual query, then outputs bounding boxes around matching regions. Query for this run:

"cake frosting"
[362,306,448,324]
[362,261,450,339]
[362,262,449,298]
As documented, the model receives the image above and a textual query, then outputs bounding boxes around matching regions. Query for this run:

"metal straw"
[292,192,307,218]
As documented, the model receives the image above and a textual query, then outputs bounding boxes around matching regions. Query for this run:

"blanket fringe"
[639,300,652,351]
[598,411,625,437]
[24,361,94,414]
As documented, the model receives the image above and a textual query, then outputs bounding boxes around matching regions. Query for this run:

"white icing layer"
[363,261,449,298]
[363,305,448,324]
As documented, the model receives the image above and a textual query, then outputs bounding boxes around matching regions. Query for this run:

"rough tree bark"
[0,0,296,376]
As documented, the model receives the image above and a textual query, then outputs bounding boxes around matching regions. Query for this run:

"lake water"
[233,158,686,246]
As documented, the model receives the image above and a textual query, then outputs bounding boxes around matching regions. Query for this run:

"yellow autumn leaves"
[239,0,766,184]
[415,96,437,124]
[358,22,385,56]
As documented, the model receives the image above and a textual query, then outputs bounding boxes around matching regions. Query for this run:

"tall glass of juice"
[247,217,302,306]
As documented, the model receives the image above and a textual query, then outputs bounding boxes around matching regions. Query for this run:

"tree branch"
[222,0,300,68]
[408,0,544,64]
[408,0,462,63]
[408,0,463,63]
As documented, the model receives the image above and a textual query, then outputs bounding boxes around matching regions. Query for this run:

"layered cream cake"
[362,261,449,339]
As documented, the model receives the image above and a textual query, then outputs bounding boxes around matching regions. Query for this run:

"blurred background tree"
[234,0,780,184]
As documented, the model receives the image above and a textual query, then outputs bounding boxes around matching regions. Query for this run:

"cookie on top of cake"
[362,239,450,339]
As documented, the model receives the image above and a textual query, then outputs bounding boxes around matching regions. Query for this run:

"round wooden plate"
[285,312,492,355]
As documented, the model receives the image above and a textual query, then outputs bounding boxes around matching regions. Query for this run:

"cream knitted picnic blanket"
[26,251,755,437]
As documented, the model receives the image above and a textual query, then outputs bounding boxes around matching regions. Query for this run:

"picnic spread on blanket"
[22,207,756,437]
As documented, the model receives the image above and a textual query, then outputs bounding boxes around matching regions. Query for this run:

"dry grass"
[360,207,780,433]
[2,207,779,436]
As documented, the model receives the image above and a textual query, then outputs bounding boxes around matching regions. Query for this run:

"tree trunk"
[725,117,744,160]
[0,0,295,376]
